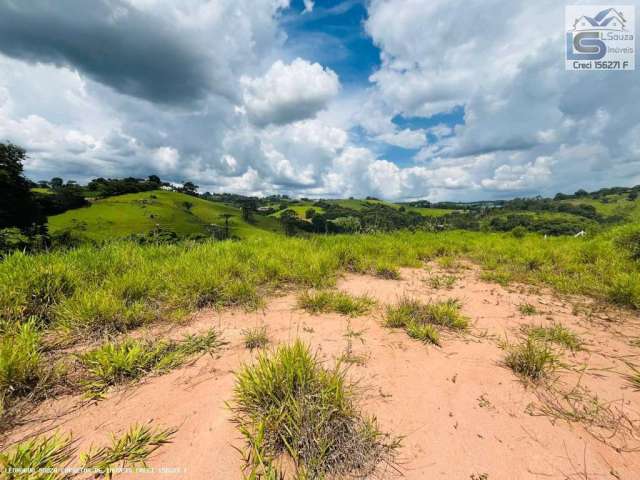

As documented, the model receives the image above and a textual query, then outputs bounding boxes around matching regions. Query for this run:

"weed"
[523,323,582,351]
[518,303,537,316]
[81,424,176,478]
[232,341,399,478]
[0,433,75,480]
[504,337,557,381]
[384,297,468,331]
[242,326,269,351]
[298,290,375,317]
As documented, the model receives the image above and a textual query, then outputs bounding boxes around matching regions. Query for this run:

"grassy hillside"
[48,190,281,240]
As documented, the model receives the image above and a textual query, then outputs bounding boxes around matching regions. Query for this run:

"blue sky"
[0,1,638,201]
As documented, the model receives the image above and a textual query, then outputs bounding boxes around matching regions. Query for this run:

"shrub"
[511,226,527,238]
[232,341,398,478]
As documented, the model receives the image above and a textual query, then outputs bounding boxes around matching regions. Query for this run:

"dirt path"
[6,266,640,479]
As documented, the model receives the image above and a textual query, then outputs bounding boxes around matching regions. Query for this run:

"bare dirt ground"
[5,264,640,479]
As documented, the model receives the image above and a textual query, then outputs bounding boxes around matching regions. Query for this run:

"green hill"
[48,190,281,240]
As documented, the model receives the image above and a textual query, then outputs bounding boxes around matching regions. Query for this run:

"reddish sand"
[4,266,640,479]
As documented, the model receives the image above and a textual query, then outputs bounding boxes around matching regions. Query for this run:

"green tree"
[280,210,298,236]
[305,208,316,219]
[0,143,44,230]
[50,177,64,190]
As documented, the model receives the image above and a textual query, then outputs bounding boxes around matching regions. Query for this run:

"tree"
[220,213,232,239]
[50,177,64,190]
[0,143,44,230]
[182,181,199,195]
[280,210,298,236]
[305,208,316,219]
[241,199,257,223]
[148,175,161,185]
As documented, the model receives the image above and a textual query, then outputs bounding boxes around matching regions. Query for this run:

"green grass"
[523,323,582,351]
[2,227,640,415]
[425,274,457,289]
[77,329,221,397]
[231,341,398,478]
[0,319,50,416]
[406,322,440,345]
[81,424,176,477]
[48,190,281,241]
[242,326,270,351]
[385,297,468,331]
[384,297,467,346]
[0,433,75,480]
[298,290,375,317]
[518,303,538,316]
[0,424,175,480]
[504,337,557,381]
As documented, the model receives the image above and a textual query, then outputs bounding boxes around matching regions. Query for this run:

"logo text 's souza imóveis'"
[566,5,635,71]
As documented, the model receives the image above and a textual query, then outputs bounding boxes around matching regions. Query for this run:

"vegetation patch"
[384,296,467,346]
[242,326,270,351]
[504,337,557,382]
[518,303,538,316]
[0,423,175,480]
[425,274,457,290]
[231,341,399,478]
[522,323,582,351]
[298,290,375,317]
[0,319,56,419]
[81,423,176,476]
[77,329,221,398]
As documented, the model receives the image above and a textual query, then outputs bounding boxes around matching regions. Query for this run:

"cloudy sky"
[0,0,639,201]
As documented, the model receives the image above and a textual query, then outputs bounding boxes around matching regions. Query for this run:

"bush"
[511,226,527,238]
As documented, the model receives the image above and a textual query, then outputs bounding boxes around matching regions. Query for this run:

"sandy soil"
[4,265,640,479]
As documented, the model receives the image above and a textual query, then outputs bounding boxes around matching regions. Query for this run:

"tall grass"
[2,230,640,340]
[0,319,50,416]
[232,341,399,478]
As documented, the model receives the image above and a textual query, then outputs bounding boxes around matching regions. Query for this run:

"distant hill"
[48,190,281,241]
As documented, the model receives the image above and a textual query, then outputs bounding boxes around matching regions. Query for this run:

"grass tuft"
[504,337,557,381]
[523,323,582,351]
[406,322,440,345]
[384,296,468,343]
[0,319,51,417]
[81,423,176,477]
[77,328,221,397]
[518,303,538,316]
[232,341,399,478]
[242,326,270,351]
[0,433,75,480]
[298,290,375,317]
[426,274,457,290]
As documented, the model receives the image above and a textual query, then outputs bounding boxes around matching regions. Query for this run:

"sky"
[0,0,639,201]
